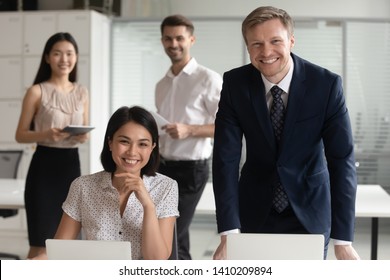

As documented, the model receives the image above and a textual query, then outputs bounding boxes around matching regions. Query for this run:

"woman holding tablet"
[15,32,90,259]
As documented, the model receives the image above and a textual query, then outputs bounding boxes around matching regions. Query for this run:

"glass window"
[346,21,390,186]
[111,18,390,189]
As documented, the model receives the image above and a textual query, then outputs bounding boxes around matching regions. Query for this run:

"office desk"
[355,185,390,260]
[2,180,390,259]
[0,179,25,209]
[196,183,390,260]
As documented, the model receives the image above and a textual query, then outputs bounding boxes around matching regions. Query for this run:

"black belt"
[160,156,209,167]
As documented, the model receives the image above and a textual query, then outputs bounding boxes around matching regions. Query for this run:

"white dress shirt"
[155,58,222,160]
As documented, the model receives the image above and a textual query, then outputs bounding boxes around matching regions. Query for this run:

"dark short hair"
[100,106,160,176]
[242,6,294,44]
[33,32,79,84]
[160,14,194,35]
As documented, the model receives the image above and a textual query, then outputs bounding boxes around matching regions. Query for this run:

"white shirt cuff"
[333,239,352,246]
[220,229,240,235]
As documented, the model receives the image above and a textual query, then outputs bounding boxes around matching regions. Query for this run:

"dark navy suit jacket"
[212,53,357,241]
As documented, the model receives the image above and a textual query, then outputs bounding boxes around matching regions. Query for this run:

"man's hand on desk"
[334,244,361,260]
[213,235,227,260]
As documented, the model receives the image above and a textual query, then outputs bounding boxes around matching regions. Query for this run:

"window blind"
[346,22,390,186]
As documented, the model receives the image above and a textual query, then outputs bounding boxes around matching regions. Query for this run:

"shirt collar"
[261,58,294,94]
[167,57,197,78]
[102,171,114,190]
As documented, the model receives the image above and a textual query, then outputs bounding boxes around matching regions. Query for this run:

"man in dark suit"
[212,6,360,260]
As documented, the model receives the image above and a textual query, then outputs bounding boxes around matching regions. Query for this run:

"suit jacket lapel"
[280,54,306,154]
[248,65,276,150]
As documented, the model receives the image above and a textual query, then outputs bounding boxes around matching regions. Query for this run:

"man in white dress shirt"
[155,14,222,259]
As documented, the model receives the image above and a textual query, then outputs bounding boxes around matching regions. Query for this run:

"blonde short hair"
[242,6,294,44]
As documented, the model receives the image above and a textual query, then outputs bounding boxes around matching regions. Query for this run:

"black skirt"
[24,145,81,246]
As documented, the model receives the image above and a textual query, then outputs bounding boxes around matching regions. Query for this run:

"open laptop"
[226,233,324,260]
[46,239,132,260]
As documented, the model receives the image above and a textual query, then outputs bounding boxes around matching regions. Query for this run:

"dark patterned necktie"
[270,85,289,213]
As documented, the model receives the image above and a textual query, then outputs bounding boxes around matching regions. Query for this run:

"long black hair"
[33,32,79,84]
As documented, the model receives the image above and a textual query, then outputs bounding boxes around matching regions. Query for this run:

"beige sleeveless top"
[34,82,88,148]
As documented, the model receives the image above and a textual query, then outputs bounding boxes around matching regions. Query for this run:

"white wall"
[121,0,390,19]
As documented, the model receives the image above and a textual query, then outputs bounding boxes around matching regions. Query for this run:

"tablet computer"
[62,125,95,135]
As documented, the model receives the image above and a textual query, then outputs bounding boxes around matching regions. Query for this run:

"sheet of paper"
[150,111,170,135]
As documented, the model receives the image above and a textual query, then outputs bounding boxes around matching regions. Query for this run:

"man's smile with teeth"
[261,58,278,64]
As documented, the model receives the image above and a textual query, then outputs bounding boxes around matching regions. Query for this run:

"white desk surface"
[196,183,390,218]
[355,184,390,217]
[0,178,25,209]
[1,179,390,218]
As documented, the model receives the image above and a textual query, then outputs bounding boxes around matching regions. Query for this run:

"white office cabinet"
[0,101,21,142]
[0,14,23,55]
[23,13,56,55]
[0,58,23,99]
[23,56,40,90]
[77,56,90,91]
[0,100,21,145]
[58,12,91,55]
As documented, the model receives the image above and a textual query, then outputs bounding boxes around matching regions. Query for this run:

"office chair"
[0,150,23,260]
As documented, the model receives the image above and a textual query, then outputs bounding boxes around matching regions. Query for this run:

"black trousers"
[158,157,209,260]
